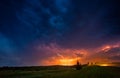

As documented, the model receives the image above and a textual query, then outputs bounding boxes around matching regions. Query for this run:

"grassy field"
[0,66,120,78]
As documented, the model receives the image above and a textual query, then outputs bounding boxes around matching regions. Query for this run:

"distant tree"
[87,62,89,65]
[75,60,82,70]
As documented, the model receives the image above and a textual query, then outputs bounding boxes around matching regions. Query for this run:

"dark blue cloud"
[0,0,120,66]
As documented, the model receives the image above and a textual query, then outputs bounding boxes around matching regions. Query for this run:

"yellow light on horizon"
[99,64,109,66]
[59,58,77,66]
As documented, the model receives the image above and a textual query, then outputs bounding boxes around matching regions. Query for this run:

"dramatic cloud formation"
[86,44,120,63]
[0,0,120,66]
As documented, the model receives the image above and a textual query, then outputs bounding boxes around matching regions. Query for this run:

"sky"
[0,0,120,66]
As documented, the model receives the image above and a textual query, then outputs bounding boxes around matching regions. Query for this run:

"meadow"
[0,66,120,78]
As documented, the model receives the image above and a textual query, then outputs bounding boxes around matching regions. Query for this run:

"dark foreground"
[0,66,120,78]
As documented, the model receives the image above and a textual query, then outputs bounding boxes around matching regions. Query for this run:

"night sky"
[0,0,120,66]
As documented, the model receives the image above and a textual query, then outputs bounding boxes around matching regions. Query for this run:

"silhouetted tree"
[75,60,82,70]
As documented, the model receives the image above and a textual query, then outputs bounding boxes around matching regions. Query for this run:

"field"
[0,66,120,78]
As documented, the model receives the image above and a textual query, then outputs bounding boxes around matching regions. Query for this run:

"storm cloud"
[0,0,120,66]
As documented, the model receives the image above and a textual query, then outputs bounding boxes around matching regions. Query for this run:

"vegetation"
[0,66,120,78]
[75,61,82,70]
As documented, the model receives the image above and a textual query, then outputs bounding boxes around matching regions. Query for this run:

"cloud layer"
[0,0,120,66]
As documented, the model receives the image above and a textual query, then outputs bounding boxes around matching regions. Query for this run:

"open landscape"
[0,66,120,78]
[0,0,120,78]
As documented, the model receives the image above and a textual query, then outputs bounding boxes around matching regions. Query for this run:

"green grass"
[0,66,120,78]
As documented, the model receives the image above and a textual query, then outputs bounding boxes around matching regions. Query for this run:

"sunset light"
[0,0,120,78]
[99,64,109,66]
[59,58,78,66]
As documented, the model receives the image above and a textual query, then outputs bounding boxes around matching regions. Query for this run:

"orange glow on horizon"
[98,64,110,66]
[38,43,120,66]
[41,57,81,66]
[59,58,79,66]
